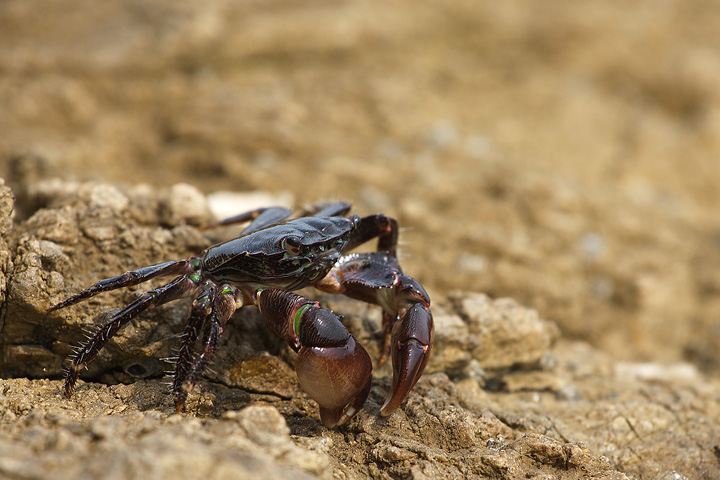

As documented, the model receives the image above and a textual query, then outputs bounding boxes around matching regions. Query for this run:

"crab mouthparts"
[317,248,340,262]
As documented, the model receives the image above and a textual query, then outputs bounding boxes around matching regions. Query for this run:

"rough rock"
[0,380,327,480]
[0,179,14,322]
[1,180,719,479]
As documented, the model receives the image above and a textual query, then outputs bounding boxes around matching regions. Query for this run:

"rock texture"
[1,181,719,479]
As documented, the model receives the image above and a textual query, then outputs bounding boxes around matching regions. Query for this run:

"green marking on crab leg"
[294,303,312,338]
[174,283,242,413]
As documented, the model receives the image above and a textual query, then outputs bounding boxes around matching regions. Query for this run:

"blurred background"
[2,0,720,375]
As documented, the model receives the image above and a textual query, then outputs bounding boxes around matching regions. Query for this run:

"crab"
[48,202,434,427]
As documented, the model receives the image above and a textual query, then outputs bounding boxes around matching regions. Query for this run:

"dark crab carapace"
[48,202,434,427]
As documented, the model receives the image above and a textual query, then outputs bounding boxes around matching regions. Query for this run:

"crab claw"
[296,335,373,427]
[380,302,434,416]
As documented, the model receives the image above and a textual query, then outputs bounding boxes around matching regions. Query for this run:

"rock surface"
[1,181,719,479]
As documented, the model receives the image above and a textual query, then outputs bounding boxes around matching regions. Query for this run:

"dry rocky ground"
[1,180,719,479]
[2,1,720,479]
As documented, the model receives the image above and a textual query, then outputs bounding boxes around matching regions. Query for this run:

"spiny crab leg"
[63,275,201,397]
[48,258,202,397]
[48,259,200,312]
[173,283,243,413]
[171,283,217,409]
[255,288,372,428]
[315,252,434,416]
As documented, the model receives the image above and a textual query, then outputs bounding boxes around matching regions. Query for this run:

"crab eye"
[282,236,302,255]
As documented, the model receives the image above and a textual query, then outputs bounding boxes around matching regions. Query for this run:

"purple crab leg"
[200,206,293,234]
[64,274,201,397]
[344,214,399,257]
[174,284,242,413]
[171,282,216,410]
[296,201,352,218]
[202,201,353,235]
[255,288,372,428]
[48,259,200,311]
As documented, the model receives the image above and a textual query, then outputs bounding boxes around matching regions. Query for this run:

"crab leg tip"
[379,341,429,416]
[378,303,433,417]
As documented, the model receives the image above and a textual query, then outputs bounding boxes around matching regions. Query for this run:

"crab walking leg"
[199,206,293,234]
[255,288,373,428]
[175,284,243,413]
[345,214,399,257]
[171,282,217,411]
[296,201,352,218]
[48,259,201,311]
[315,252,434,416]
[64,275,201,397]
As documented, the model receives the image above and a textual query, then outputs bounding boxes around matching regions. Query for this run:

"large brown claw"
[296,335,373,427]
[380,302,434,416]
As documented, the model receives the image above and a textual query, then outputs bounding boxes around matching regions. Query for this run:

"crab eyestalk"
[257,288,373,427]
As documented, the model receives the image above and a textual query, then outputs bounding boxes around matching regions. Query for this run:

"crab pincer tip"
[379,340,429,416]
[378,302,433,417]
